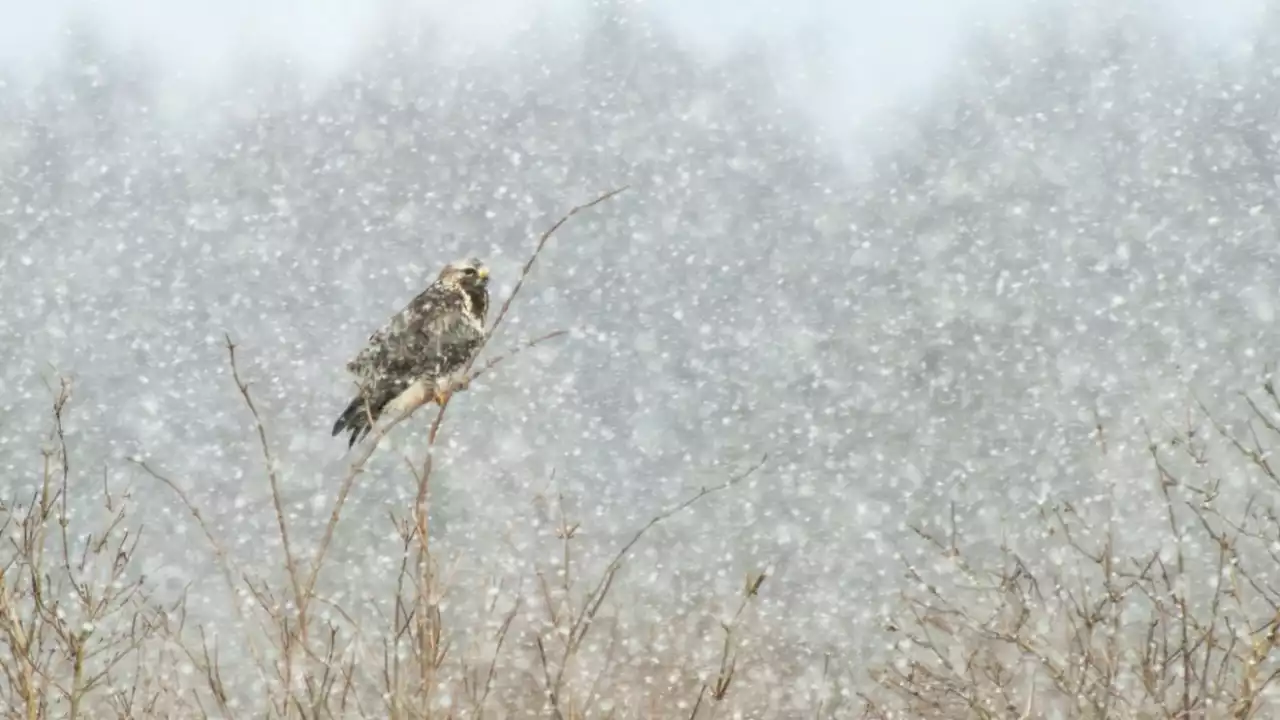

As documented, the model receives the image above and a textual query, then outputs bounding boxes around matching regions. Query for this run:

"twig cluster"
[862,378,1280,719]
[0,379,177,718]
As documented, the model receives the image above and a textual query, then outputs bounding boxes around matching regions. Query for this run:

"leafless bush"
[861,380,1280,719]
[0,378,190,718]
[17,192,1280,720]
[17,341,1280,720]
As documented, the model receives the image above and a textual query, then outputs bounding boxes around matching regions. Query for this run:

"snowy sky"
[1,0,1264,131]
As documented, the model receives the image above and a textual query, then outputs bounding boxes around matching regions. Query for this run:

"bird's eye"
[462,268,477,276]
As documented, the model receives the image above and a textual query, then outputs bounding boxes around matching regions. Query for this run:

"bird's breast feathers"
[425,307,483,343]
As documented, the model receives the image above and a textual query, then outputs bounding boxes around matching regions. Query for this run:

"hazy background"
[2,0,1280,709]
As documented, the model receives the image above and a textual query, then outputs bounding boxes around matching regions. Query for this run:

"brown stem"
[224,335,309,663]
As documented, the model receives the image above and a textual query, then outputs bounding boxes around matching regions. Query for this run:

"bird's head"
[438,257,490,292]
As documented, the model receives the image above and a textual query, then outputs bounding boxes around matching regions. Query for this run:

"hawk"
[332,257,490,447]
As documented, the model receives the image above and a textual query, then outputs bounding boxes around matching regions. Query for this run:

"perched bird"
[332,257,490,447]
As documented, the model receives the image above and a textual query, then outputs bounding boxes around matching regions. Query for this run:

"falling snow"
[3,0,1280,716]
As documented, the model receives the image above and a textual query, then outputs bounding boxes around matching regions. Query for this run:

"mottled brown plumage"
[333,258,490,447]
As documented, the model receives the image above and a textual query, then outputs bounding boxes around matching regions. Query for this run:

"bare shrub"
[0,378,190,718]
[16,193,1280,720]
[862,380,1280,719]
[18,334,1280,719]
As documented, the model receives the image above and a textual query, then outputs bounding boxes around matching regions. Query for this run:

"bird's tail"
[332,391,384,449]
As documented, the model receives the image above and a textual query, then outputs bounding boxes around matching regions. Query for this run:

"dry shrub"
[0,378,192,718]
[2,373,773,719]
[862,383,1280,719]
[11,192,1280,719]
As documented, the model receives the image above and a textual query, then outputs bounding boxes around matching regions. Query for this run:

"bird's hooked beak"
[476,266,489,284]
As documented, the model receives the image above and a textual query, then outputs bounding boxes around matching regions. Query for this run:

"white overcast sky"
[0,0,1266,130]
